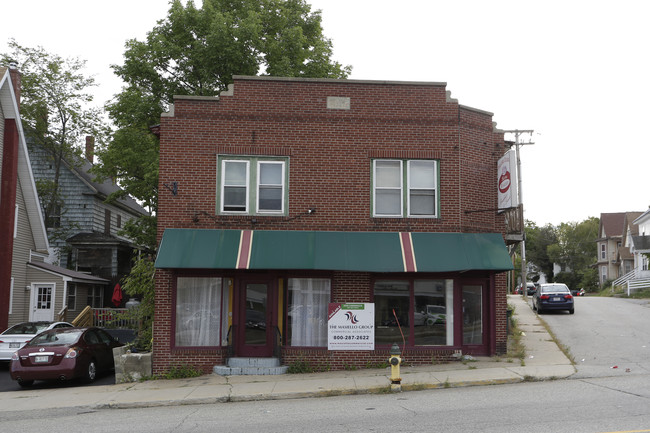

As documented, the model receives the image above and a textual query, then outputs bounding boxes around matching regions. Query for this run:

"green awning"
[155,229,513,273]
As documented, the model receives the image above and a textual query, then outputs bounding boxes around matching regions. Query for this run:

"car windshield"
[27,330,82,346]
[541,285,570,294]
[3,322,50,335]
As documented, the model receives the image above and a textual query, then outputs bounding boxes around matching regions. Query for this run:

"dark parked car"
[515,282,536,295]
[532,283,574,314]
[9,327,123,387]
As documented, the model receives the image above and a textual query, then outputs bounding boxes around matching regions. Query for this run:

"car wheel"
[17,379,34,388]
[569,308,575,314]
[83,360,97,383]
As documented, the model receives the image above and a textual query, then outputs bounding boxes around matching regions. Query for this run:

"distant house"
[630,209,650,281]
[27,136,150,307]
[597,213,628,285]
[0,65,108,329]
[618,211,643,277]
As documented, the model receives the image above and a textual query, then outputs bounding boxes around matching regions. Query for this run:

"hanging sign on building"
[328,303,375,350]
[497,149,519,211]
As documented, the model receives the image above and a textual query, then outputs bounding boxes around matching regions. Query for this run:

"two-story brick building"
[153,76,513,374]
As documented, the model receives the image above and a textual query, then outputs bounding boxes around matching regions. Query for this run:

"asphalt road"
[532,295,650,378]
[4,375,650,433]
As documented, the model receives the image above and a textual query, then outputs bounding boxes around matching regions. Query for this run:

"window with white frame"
[287,278,331,347]
[373,159,438,218]
[67,285,76,311]
[176,277,222,347]
[219,157,287,214]
[601,244,606,260]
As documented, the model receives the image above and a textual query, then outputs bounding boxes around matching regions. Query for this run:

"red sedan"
[9,327,123,388]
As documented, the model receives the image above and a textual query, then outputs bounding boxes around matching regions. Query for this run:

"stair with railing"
[626,278,650,295]
[611,270,636,288]
[612,270,650,295]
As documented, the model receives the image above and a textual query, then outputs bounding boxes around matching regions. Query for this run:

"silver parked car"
[0,321,73,361]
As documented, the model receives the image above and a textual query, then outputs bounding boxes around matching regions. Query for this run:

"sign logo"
[345,311,359,324]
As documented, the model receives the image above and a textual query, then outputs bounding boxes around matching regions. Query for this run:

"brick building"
[153,76,512,374]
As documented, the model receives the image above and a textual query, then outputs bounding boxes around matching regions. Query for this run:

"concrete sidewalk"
[0,295,575,412]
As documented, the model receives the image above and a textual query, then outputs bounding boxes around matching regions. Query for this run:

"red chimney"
[85,136,95,164]
[8,62,20,109]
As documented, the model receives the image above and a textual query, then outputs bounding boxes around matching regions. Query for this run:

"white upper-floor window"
[373,159,438,218]
[219,157,287,215]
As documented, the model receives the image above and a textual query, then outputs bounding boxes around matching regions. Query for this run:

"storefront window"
[176,277,222,346]
[375,279,453,346]
[414,280,453,346]
[287,278,330,347]
[374,281,411,345]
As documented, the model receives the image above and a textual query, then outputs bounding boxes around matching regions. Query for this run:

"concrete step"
[213,357,289,376]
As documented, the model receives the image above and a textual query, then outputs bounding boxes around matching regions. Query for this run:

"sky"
[2,0,649,226]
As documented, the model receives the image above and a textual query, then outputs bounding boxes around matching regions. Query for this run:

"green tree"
[92,0,351,250]
[525,220,557,282]
[121,256,156,351]
[1,40,107,248]
[547,217,599,289]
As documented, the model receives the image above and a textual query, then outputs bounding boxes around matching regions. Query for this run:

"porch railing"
[66,306,139,329]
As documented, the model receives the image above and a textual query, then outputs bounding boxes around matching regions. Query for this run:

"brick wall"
[154,76,509,373]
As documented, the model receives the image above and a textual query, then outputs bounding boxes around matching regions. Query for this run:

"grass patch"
[287,358,315,374]
[160,364,203,380]
[506,304,526,365]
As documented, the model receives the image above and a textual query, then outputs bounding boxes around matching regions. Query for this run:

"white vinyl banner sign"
[328,303,375,350]
[497,149,519,211]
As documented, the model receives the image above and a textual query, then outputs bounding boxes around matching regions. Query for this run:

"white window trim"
[9,277,14,314]
[373,159,438,218]
[373,160,403,217]
[256,160,285,214]
[220,159,250,214]
[14,204,19,238]
[406,160,438,218]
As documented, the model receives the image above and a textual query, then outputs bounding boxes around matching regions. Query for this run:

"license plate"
[34,355,48,363]
[552,297,561,302]
[9,342,20,348]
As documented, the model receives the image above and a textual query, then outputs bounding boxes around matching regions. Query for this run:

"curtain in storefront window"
[176,277,222,346]
[288,278,330,347]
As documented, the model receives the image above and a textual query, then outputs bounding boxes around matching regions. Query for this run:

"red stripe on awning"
[399,232,417,272]
[237,230,253,269]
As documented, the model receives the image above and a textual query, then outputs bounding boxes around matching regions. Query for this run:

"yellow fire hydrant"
[389,343,402,392]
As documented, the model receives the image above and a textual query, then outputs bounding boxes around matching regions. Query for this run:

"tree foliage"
[525,217,600,291]
[92,0,351,251]
[121,256,156,351]
[1,40,108,247]
[524,220,557,282]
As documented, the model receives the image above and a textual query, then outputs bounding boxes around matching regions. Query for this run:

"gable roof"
[0,67,48,252]
[27,261,109,284]
[599,212,625,240]
[64,155,148,216]
[633,208,650,225]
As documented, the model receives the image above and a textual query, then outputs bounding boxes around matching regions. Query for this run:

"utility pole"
[504,130,534,298]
